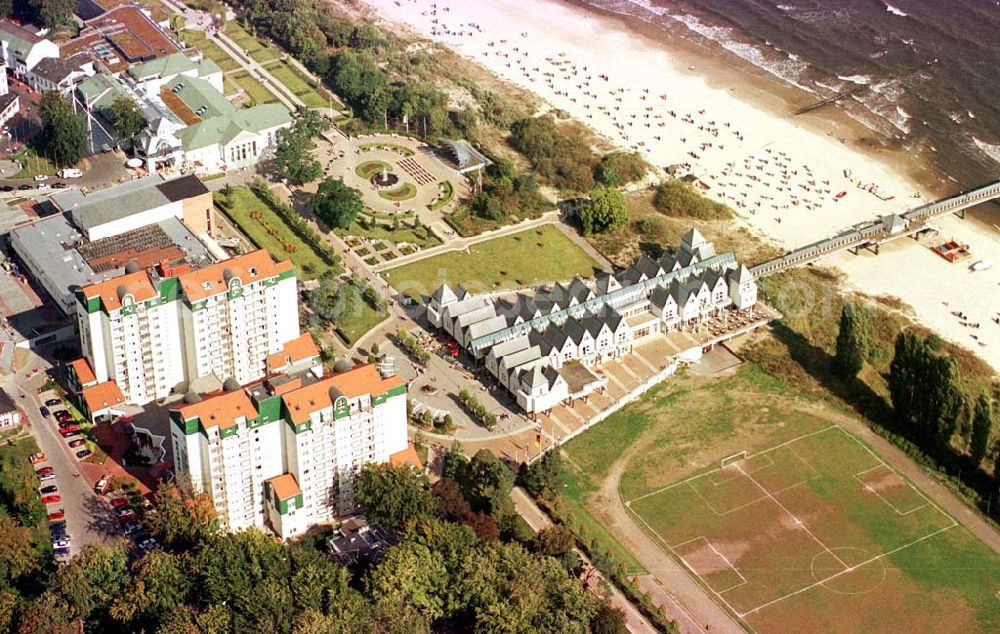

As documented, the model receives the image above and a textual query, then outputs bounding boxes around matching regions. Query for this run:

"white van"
[58,168,83,179]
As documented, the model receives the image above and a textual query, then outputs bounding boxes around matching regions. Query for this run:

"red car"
[59,426,79,436]
[110,497,128,508]
[35,467,54,476]
[68,439,86,448]
[41,495,62,504]
[29,452,46,464]
[47,510,65,521]
[116,510,137,523]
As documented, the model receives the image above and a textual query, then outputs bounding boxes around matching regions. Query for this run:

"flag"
[402,113,409,125]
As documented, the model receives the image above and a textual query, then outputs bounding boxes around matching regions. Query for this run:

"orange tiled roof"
[177,250,294,302]
[389,442,424,470]
[82,381,125,413]
[267,332,319,373]
[70,358,97,387]
[81,270,157,311]
[173,389,256,432]
[266,473,301,500]
[281,364,406,424]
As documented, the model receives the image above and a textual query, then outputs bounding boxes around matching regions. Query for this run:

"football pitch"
[626,425,962,627]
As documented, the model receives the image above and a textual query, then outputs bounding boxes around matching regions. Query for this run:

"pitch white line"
[738,522,958,618]
[626,425,840,505]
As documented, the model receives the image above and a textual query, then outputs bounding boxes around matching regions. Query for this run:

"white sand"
[360,0,1000,372]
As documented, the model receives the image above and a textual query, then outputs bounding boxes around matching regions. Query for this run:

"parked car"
[57,168,82,179]
[122,522,143,535]
[40,485,58,494]
[52,182,67,189]
[41,495,61,504]
[59,426,79,435]
[53,409,71,419]
[47,510,65,521]
[39,406,50,417]
[38,472,56,482]
[76,449,92,459]
[0,185,12,192]
[17,184,31,191]
[68,439,86,448]
[53,547,70,558]
[29,452,46,464]
[49,521,66,535]
[33,174,48,181]
[53,538,71,549]
[138,538,158,551]
[110,497,128,508]
[57,420,75,429]
[35,466,54,476]
[45,398,62,407]
[95,474,111,495]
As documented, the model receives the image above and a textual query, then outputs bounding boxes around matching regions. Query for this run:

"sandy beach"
[359,0,1000,372]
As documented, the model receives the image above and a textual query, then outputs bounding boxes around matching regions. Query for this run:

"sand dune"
[361,0,1000,372]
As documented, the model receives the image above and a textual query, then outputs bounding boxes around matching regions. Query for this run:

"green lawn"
[224,21,279,64]
[223,75,238,96]
[335,298,387,344]
[355,160,393,179]
[384,224,600,299]
[428,181,454,211]
[267,60,328,108]
[377,183,417,202]
[337,221,442,250]
[216,187,335,280]
[11,147,57,178]
[559,364,1000,633]
[182,33,239,72]
[229,70,279,105]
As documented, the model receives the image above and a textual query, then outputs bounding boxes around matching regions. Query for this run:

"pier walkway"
[750,180,1000,277]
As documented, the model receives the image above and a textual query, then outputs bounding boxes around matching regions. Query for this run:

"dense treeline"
[652,180,732,219]
[242,0,470,139]
[0,454,627,633]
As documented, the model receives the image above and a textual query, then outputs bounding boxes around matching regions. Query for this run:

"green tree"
[109,94,145,140]
[0,0,12,20]
[355,463,435,530]
[29,0,75,27]
[970,391,995,466]
[595,151,647,186]
[364,541,448,621]
[39,92,87,167]
[652,179,732,219]
[111,550,191,624]
[531,525,576,557]
[274,126,322,185]
[579,187,629,235]
[142,481,219,550]
[834,302,870,378]
[0,517,43,581]
[55,543,129,623]
[591,601,629,634]
[888,332,963,453]
[517,448,563,499]
[458,540,597,632]
[312,177,363,229]
[461,449,515,520]
[310,272,361,324]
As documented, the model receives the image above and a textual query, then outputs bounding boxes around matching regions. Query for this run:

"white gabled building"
[0,20,58,82]
[425,228,762,414]
[170,364,410,539]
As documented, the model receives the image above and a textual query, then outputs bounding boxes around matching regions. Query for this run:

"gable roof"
[82,381,125,413]
[178,104,291,151]
[266,473,301,500]
[130,52,197,80]
[80,269,158,311]
[267,332,320,373]
[70,357,98,387]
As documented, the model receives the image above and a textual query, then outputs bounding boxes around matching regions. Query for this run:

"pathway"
[370,211,561,272]
[211,30,302,111]
[511,487,658,634]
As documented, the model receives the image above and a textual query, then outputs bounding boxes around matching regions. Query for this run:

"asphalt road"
[5,360,115,556]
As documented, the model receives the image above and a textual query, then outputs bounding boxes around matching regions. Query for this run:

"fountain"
[371,166,399,189]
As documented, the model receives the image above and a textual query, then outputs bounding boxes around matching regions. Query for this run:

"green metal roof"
[171,76,233,120]
[130,52,198,80]
[179,104,291,150]
[78,73,129,110]
[196,58,222,77]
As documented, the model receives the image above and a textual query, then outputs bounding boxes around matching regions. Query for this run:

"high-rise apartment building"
[75,250,299,405]
[169,364,409,539]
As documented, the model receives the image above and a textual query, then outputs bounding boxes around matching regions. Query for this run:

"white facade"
[0,23,59,79]
[170,365,409,538]
[77,250,301,405]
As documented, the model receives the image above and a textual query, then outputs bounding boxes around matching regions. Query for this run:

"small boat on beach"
[970,259,993,272]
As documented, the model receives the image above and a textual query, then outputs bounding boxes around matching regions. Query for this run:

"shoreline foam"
[356,0,1000,372]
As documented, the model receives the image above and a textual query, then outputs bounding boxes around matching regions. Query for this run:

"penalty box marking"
[672,536,748,594]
